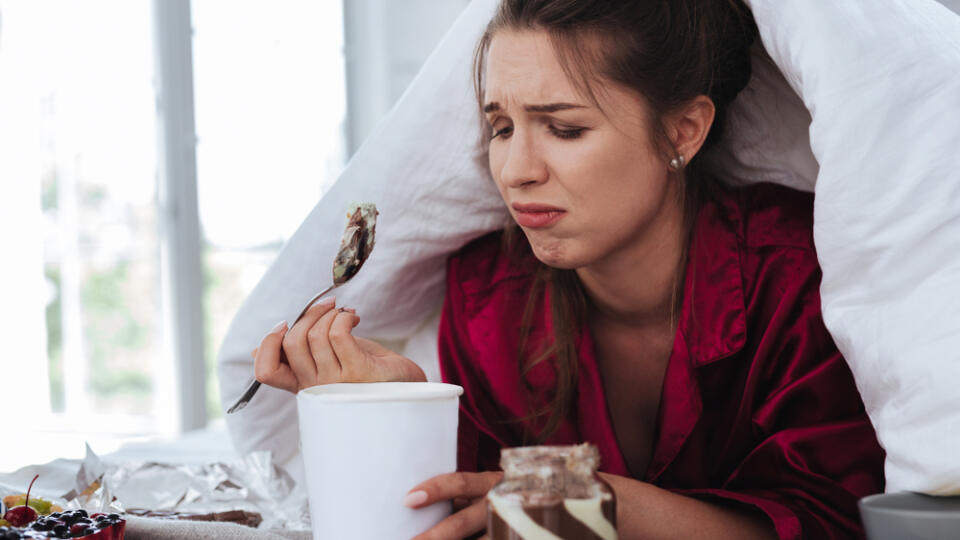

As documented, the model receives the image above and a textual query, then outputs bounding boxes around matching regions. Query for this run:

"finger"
[250,347,259,359]
[328,309,367,380]
[254,321,298,393]
[411,499,487,540]
[283,297,336,382]
[306,307,342,382]
[406,472,503,508]
[339,307,361,329]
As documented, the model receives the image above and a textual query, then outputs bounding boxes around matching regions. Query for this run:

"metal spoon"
[227,203,378,414]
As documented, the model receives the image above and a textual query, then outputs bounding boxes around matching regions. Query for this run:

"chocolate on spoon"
[227,202,378,414]
[333,203,378,284]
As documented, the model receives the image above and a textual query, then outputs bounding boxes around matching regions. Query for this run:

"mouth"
[511,202,567,229]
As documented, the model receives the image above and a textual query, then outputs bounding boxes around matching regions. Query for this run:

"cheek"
[579,135,662,193]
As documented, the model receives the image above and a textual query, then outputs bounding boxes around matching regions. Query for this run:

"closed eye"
[548,124,586,140]
[490,125,513,140]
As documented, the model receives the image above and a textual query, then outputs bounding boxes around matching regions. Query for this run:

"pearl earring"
[669,155,686,171]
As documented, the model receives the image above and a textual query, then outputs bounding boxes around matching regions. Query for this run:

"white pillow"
[221,0,960,495]
[745,0,960,494]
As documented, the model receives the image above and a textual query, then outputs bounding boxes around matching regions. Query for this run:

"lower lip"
[514,210,566,228]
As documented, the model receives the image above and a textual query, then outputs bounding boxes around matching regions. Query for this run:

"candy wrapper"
[105,451,308,530]
[0,446,310,531]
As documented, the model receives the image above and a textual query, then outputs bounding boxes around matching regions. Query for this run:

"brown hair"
[474,0,758,443]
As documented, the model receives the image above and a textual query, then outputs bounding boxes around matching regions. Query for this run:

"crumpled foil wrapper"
[60,444,123,515]
[104,451,310,530]
[4,445,311,531]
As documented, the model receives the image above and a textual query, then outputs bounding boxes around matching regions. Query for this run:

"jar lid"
[500,443,600,476]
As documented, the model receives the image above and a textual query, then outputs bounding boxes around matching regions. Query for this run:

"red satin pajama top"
[438,183,885,539]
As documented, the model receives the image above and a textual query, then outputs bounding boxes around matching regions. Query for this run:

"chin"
[526,234,585,270]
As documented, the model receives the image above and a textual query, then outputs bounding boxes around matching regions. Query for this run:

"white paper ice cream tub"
[297,382,464,540]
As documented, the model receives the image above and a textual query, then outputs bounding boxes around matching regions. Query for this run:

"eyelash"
[549,125,586,140]
[490,126,512,140]
[489,125,586,141]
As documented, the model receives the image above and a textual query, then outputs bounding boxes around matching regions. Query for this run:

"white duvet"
[218,0,960,494]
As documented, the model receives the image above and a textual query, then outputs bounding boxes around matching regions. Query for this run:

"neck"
[576,187,687,329]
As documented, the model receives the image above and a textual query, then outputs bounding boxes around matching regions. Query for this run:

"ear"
[664,95,715,163]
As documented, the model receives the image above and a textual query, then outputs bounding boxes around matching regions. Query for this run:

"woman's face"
[485,30,680,270]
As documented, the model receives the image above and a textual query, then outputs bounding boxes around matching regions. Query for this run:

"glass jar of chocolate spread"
[486,443,617,540]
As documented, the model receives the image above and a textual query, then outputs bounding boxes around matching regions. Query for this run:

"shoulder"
[704,183,826,325]
[704,185,843,396]
[446,230,539,297]
[442,231,542,360]
[723,183,823,296]
[720,182,816,251]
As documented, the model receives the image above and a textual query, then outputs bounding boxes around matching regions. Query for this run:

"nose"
[497,130,548,189]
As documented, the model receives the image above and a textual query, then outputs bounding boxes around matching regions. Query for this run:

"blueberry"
[107,514,119,521]
[74,510,87,518]
[52,524,68,536]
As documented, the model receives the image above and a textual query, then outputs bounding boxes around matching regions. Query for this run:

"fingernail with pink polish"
[403,490,428,508]
[271,320,287,333]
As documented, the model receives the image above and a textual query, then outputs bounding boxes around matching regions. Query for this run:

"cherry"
[3,474,40,527]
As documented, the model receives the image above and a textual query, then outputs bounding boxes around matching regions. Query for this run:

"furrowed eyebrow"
[524,103,585,113]
[483,102,586,114]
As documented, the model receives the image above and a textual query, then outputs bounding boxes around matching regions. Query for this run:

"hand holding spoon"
[227,203,378,414]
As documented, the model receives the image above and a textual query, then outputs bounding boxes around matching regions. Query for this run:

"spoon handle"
[227,283,337,414]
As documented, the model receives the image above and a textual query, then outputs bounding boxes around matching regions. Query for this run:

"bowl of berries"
[0,476,125,539]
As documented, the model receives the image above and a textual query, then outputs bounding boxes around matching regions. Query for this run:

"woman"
[253,1,885,538]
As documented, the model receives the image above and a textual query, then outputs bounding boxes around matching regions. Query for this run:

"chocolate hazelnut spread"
[487,444,616,540]
[332,203,377,284]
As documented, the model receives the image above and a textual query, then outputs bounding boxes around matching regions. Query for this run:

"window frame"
[153,0,206,432]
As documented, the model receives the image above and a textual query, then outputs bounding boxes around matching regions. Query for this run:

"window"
[1,0,166,471]
[191,0,346,421]
[0,0,346,472]
[0,0,465,473]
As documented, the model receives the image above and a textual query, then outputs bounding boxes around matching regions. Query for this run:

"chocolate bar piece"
[124,509,262,528]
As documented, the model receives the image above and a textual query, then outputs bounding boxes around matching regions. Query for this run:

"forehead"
[485,30,585,105]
